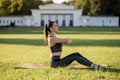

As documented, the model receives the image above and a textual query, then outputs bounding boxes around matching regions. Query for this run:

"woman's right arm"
[50,37,72,44]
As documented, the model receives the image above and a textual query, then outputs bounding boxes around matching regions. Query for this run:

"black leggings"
[50,52,93,68]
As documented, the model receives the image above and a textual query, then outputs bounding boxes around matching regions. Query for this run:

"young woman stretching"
[43,21,105,68]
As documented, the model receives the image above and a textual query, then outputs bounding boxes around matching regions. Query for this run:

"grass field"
[0,27,120,80]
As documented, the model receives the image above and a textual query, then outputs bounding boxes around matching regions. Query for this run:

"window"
[102,20,104,26]
[62,20,65,26]
[69,14,73,26]
[69,20,73,26]
[6,20,9,23]
[21,21,23,23]
[3,20,5,23]
[17,20,19,23]
[41,20,44,26]
[55,20,58,25]
[109,20,111,23]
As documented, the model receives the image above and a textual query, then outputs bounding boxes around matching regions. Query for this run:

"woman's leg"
[53,52,93,67]
[52,53,75,67]
[74,52,93,65]
[73,52,93,66]
[74,52,106,68]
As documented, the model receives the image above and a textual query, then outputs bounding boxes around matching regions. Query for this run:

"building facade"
[0,4,119,27]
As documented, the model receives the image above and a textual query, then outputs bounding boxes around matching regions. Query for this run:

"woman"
[43,21,105,68]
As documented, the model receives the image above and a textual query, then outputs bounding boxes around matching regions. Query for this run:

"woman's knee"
[70,52,79,56]
[74,52,83,57]
[69,52,83,57]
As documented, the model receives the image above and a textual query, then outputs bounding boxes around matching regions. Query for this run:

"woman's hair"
[43,21,55,43]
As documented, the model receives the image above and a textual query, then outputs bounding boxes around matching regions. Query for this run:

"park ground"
[0,27,120,80]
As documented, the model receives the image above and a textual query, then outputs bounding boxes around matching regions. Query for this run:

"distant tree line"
[0,0,120,18]
[63,0,120,17]
[75,0,120,17]
[0,0,53,16]
[62,0,76,5]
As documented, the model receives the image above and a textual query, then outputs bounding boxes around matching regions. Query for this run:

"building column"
[59,15,62,27]
[66,15,70,27]
[44,15,47,25]
[58,15,60,26]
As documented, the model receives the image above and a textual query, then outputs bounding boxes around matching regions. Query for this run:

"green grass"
[0,27,120,80]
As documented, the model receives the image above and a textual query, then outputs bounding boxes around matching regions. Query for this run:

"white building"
[0,4,119,27]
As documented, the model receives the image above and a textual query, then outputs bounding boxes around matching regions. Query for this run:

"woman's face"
[50,22,59,33]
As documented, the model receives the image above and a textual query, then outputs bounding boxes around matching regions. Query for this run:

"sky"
[42,0,69,3]
[53,0,69,3]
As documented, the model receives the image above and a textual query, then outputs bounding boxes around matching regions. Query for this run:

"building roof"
[39,4,74,10]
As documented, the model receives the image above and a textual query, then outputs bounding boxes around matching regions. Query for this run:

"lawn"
[0,27,120,80]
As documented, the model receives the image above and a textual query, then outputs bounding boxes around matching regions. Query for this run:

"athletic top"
[49,36,62,53]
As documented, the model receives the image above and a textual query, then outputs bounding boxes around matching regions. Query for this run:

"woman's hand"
[66,38,72,43]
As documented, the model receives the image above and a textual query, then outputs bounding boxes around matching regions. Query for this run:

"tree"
[0,0,44,16]
[108,0,120,16]
[0,0,11,16]
[20,0,38,15]
[34,0,44,8]
[75,0,120,16]
[68,0,76,5]
[43,0,53,4]
[62,0,76,5]
[75,0,90,15]
[8,0,22,15]
[62,1,69,5]
[75,0,83,9]
[89,0,100,15]
[82,0,90,15]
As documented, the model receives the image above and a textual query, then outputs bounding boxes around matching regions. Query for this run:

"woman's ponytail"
[43,21,54,43]
[43,24,48,43]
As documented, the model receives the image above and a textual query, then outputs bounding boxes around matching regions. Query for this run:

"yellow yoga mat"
[15,63,108,69]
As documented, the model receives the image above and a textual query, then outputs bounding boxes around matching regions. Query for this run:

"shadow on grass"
[0,38,45,46]
[69,68,120,73]
[0,31,120,35]
[0,27,120,34]
[0,38,120,47]
[67,39,120,47]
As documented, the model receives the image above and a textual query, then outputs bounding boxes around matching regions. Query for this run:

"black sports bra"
[50,43,62,53]
[49,36,62,53]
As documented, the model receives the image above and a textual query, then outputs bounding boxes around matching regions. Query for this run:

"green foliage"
[89,0,100,15]
[0,0,44,16]
[62,0,76,5]
[0,0,11,16]
[75,0,120,17]
[75,0,91,15]
[43,0,53,4]
[8,0,22,15]
[20,0,44,15]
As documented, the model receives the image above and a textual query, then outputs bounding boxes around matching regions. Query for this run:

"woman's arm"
[50,37,72,44]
